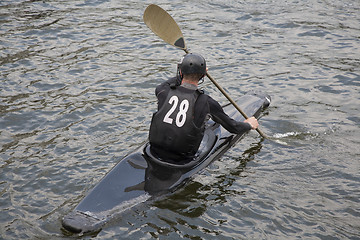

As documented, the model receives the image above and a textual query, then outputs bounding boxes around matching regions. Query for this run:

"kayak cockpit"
[143,127,217,170]
[142,128,218,195]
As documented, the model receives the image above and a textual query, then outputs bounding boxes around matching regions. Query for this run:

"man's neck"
[181,78,198,87]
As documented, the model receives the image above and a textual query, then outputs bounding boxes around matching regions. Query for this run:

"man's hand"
[244,117,259,130]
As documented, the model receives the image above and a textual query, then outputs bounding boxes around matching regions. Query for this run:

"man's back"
[149,84,205,160]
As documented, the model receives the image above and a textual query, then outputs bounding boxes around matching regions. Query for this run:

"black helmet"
[179,53,206,75]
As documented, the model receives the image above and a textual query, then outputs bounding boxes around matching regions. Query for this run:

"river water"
[1,0,359,239]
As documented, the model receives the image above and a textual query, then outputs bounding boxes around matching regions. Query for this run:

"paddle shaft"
[207,71,267,137]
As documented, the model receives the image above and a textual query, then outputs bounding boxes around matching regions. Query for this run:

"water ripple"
[1,0,360,239]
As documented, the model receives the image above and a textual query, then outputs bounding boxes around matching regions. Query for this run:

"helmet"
[179,53,206,75]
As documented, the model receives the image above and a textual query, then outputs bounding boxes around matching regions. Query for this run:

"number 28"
[163,96,189,128]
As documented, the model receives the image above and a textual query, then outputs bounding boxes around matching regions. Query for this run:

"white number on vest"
[163,96,189,127]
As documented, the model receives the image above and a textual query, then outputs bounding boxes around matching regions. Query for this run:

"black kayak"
[62,91,271,234]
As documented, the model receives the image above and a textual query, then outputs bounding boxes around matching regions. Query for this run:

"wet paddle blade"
[143,4,186,50]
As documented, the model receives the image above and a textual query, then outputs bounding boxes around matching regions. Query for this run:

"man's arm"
[208,96,254,134]
[155,76,180,96]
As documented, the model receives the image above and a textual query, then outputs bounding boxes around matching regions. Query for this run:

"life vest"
[149,86,204,158]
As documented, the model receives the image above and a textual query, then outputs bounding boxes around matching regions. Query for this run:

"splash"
[269,131,321,146]
[273,132,303,138]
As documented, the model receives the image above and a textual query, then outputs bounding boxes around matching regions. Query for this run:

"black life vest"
[149,86,204,158]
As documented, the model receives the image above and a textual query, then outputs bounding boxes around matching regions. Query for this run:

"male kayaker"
[149,53,258,163]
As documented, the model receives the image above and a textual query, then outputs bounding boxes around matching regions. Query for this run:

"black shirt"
[154,77,252,134]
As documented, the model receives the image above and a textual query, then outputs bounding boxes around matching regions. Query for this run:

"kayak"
[61,91,271,234]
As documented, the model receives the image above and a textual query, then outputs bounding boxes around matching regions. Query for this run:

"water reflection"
[152,139,264,217]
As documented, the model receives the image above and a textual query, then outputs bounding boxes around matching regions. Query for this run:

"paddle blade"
[143,4,186,50]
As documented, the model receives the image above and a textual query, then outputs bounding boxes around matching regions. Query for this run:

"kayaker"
[149,53,258,163]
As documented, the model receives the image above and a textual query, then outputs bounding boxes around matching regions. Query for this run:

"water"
[1,0,359,239]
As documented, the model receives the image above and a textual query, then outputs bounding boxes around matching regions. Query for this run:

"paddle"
[143,4,268,139]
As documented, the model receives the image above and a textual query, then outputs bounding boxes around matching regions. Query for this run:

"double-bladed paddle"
[143,4,268,139]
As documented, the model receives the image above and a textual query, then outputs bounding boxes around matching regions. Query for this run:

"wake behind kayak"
[62,91,271,234]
